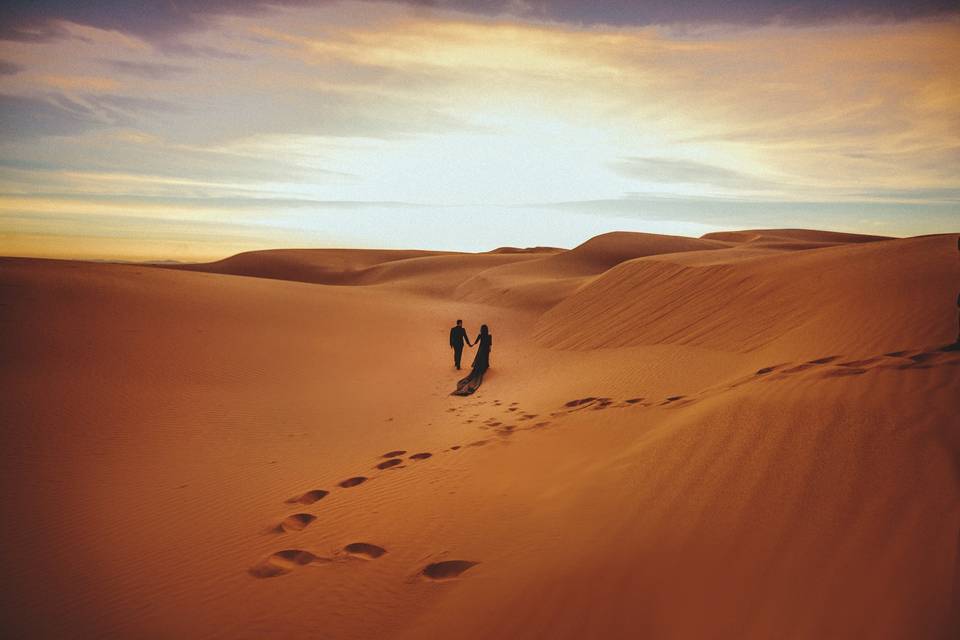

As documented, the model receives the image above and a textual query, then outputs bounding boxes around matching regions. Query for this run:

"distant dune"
[487,246,563,254]
[171,247,447,284]
[701,228,891,245]
[1,229,957,639]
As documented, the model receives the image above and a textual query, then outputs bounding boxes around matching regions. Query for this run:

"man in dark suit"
[449,319,472,369]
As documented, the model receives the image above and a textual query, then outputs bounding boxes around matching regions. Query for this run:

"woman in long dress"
[452,324,492,396]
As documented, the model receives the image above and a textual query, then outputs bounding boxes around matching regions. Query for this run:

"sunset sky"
[1,1,958,260]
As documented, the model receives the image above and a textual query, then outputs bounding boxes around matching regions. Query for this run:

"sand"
[1,229,958,639]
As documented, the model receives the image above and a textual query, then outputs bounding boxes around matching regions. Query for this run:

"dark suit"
[450,325,468,369]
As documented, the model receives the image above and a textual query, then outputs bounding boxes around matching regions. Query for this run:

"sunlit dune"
[1,228,957,638]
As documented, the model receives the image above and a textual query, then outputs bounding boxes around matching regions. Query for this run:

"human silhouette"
[452,324,492,396]
[449,319,472,370]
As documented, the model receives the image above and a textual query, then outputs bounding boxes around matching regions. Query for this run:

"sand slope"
[534,235,951,357]
[173,247,448,284]
[1,230,957,639]
[454,231,728,312]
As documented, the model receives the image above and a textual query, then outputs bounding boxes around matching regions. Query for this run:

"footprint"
[249,550,328,578]
[376,459,403,470]
[822,367,867,377]
[344,542,387,559]
[839,358,880,367]
[382,450,407,458]
[592,398,614,410]
[276,513,316,533]
[782,364,815,374]
[288,489,329,505]
[531,421,551,429]
[807,355,841,364]
[564,397,596,408]
[624,398,645,404]
[421,560,479,581]
[410,452,432,460]
[660,395,686,405]
[755,366,776,375]
[450,445,462,450]
[339,476,367,488]
[887,351,948,369]
[885,350,909,357]
[467,440,488,447]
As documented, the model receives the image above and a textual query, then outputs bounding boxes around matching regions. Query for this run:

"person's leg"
[454,345,463,369]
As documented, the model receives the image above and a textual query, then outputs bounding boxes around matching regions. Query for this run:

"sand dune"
[1,229,957,639]
[702,228,891,245]
[453,231,729,311]
[173,247,449,284]
[534,235,952,357]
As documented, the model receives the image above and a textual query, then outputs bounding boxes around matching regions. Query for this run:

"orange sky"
[1,2,958,260]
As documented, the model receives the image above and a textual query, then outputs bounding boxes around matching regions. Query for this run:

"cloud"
[1,4,957,261]
[0,60,23,75]
[480,0,960,27]
[0,1,303,41]
[611,157,781,192]
[0,92,180,139]
[100,59,193,78]
[0,93,109,138]
[1,1,957,42]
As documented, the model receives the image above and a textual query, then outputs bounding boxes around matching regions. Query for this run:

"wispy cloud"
[0,60,22,75]
[2,1,957,43]
[100,59,193,78]
[611,157,783,193]
[0,93,110,138]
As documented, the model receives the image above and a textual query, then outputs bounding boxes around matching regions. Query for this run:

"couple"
[449,319,492,396]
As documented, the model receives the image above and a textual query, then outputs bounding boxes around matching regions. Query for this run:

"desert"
[3,2,959,637]
[2,229,958,638]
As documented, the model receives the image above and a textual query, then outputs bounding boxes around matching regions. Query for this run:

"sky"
[1,1,958,260]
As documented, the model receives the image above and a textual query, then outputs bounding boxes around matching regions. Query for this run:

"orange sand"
[1,229,958,639]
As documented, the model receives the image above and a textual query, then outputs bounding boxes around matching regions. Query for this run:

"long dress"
[452,333,492,396]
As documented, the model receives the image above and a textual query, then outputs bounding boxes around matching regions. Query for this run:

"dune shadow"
[421,560,479,580]
[344,542,387,559]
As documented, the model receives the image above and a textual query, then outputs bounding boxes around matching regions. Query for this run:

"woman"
[452,324,492,396]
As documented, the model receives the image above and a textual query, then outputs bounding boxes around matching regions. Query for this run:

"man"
[449,319,472,370]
